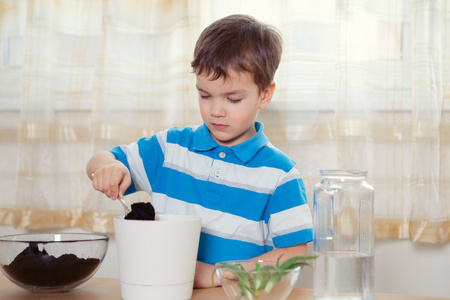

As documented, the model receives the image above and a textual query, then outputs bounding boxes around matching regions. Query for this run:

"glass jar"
[313,170,374,300]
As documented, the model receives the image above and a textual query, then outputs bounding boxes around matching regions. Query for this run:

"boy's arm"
[86,151,131,200]
[193,243,308,289]
[252,243,307,260]
[194,261,219,289]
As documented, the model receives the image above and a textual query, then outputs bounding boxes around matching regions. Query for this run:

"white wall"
[1,225,449,298]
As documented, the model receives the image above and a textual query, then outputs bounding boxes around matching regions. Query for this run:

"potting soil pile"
[124,202,156,220]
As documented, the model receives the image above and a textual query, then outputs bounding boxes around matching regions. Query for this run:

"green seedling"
[213,255,317,300]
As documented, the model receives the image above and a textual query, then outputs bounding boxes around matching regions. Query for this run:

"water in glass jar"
[314,251,374,300]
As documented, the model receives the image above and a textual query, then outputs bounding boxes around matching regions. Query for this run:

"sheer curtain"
[0,0,449,243]
[332,0,450,243]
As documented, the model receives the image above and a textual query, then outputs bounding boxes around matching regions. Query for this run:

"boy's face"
[196,70,274,147]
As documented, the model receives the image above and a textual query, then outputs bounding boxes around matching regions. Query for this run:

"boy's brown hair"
[191,14,283,92]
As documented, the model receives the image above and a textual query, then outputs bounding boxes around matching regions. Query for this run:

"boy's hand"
[87,151,131,200]
[92,162,131,200]
[194,261,221,288]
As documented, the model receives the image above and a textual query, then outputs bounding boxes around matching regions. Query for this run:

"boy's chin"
[209,132,234,147]
[211,136,233,147]
[210,132,247,147]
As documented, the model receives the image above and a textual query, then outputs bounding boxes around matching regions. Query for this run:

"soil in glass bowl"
[2,242,101,288]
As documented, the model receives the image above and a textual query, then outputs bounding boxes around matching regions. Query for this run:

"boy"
[87,14,313,288]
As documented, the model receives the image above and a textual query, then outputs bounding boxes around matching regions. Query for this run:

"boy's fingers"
[93,169,113,198]
[109,167,130,200]
[119,173,132,198]
[109,171,122,200]
[96,171,105,193]
[102,170,113,197]
[91,165,128,200]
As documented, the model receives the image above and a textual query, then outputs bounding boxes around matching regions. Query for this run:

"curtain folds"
[0,0,449,243]
[333,0,450,243]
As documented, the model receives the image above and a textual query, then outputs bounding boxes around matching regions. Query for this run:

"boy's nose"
[211,100,226,117]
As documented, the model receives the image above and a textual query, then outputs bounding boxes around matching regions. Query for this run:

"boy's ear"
[259,81,276,110]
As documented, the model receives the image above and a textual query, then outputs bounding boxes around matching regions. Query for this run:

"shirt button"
[214,169,222,177]
[219,152,226,158]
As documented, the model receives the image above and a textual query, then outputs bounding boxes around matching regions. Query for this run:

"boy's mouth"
[212,123,229,130]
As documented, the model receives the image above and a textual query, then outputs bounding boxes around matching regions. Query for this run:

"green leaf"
[279,255,318,270]
[264,271,282,293]
[213,255,317,298]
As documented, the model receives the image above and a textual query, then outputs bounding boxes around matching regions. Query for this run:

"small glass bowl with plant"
[213,255,316,300]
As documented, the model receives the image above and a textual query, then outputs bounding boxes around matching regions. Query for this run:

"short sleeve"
[266,167,313,248]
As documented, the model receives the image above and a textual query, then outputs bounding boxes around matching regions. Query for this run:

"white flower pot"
[114,214,202,300]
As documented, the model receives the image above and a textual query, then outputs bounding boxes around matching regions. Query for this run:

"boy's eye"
[228,98,242,103]
[200,94,210,99]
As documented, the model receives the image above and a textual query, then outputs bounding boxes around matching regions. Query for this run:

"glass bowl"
[0,233,109,293]
[215,260,301,300]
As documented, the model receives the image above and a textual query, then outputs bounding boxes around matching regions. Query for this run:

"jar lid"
[320,169,367,179]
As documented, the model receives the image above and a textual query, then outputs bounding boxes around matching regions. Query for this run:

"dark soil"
[2,242,101,287]
[124,202,155,220]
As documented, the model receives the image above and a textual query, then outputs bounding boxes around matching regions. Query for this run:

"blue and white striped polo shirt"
[110,122,313,264]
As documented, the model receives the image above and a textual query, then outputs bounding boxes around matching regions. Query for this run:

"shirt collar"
[193,123,218,151]
[193,122,268,163]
